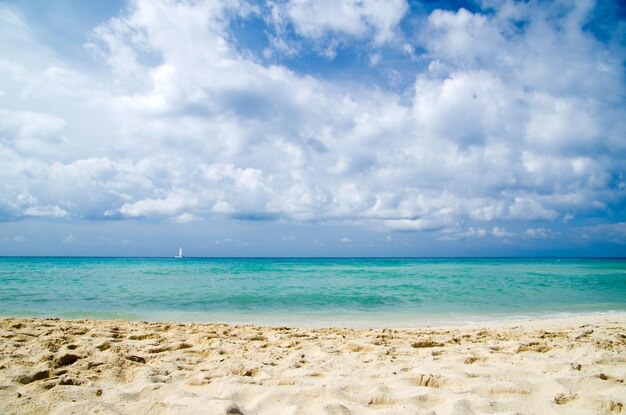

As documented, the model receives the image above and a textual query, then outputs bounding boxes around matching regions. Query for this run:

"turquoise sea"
[1,257,625,327]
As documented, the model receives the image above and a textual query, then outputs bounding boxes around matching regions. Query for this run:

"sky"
[0,0,625,257]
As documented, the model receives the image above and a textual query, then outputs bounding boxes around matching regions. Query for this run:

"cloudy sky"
[1,0,625,256]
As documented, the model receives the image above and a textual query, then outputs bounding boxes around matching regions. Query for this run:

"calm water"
[1,257,625,327]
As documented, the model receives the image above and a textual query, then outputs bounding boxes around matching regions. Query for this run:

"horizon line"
[1,256,625,260]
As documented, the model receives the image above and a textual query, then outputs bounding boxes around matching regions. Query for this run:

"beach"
[3,0,625,413]
[1,314,625,414]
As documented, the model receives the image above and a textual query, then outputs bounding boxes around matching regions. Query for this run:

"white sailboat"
[174,247,184,258]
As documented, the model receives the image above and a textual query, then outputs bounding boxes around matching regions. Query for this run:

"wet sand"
[1,315,625,414]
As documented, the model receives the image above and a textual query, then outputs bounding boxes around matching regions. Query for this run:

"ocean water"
[0,257,625,327]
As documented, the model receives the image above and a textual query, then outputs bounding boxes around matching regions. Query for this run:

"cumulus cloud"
[579,222,626,244]
[23,205,68,218]
[491,227,515,239]
[0,0,625,248]
[0,110,68,157]
[272,0,408,44]
[524,227,556,239]
[171,213,197,223]
[437,226,487,241]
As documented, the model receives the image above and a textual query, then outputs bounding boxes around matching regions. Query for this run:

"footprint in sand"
[367,393,396,406]
[554,393,577,405]
[411,373,442,388]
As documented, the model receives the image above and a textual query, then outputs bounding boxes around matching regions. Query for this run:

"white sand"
[1,315,625,414]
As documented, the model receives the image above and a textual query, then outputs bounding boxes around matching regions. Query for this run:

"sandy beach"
[0,315,624,415]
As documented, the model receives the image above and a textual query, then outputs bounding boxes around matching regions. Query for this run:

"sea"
[1,257,625,327]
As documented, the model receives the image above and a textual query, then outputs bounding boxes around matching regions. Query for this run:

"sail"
[178,248,183,257]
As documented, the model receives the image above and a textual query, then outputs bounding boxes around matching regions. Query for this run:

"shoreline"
[2,309,626,329]
[1,314,625,414]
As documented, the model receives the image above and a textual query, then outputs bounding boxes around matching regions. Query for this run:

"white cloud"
[0,0,623,244]
[117,193,191,218]
[213,237,249,247]
[0,109,68,157]
[507,196,558,221]
[63,234,76,243]
[579,222,626,244]
[171,212,196,223]
[369,53,381,66]
[524,227,554,239]
[23,205,68,218]
[274,0,408,44]
[491,227,515,238]
[437,226,487,241]
[340,236,352,243]
[425,8,503,65]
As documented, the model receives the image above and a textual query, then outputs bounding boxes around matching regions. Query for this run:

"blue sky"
[0,0,625,257]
